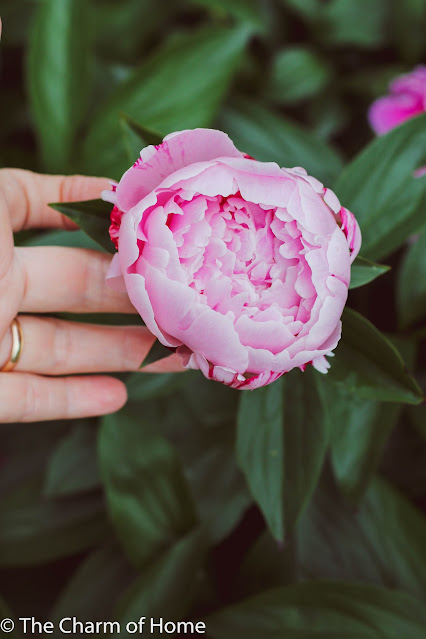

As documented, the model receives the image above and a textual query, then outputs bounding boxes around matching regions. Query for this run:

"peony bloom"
[368,65,426,135]
[103,129,360,389]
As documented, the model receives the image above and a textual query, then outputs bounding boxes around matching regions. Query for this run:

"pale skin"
[0,169,183,423]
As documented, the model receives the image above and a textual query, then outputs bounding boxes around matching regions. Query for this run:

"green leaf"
[184,426,252,544]
[206,580,426,639]
[237,379,284,541]
[43,421,101,498]
[52,539,136,624]
[27,0,91,171]
[122,376,250,546]
[92,0,176,63]
[119,117,145,166]
[125,371,197,403]
[327,308,423,404]
[49,199,114,254]
[316,376,400,500]
[155,378,252,544]
[281,370,329,533]
[119,114,163,165]
[237,371,328,541]
[284,0,388,49]
[83,25,250,177]
[140,340,175,368]
[0,483,108,566]
[266,47,331,104]
[20,228,103,251]
[298,476,426,601]
[115,528,206,628]
[218,99,343,185]
[334,114,426,261]
[0,420,69,500]
[318,0,388,49]
[121,112,163,145]
[349,255,390,289]
[397,229,426,328]
[99,407,197,567]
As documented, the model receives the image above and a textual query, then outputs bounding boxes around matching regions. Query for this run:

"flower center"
[160,190,317,327]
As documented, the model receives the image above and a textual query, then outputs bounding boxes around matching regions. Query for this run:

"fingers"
[0,316,184,376]
[0,317,153,375]
[0,372,127,422]
[16,246,135,314]
[0,168,110,232]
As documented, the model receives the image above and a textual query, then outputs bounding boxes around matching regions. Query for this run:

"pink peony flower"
[368,65,426,135]
[103,129,361,389]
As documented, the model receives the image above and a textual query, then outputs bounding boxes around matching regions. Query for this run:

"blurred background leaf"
[206,579,426,639]
[265,47,332,105]
[27,0,92,172]
[218,99,343,184]
[334,114,426,261]
[82,25,251,177]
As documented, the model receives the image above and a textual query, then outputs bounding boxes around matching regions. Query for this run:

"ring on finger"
[1,317,24,372]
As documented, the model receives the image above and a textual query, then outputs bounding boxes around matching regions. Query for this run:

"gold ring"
[1,317,24,372]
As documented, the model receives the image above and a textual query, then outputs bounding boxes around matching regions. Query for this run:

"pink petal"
[368,94,423,135]
[116,129,243,212]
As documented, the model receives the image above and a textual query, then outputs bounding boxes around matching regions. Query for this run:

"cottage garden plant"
[1,0,426,636]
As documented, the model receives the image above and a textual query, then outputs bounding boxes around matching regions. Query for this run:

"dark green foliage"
[1,0,426,634]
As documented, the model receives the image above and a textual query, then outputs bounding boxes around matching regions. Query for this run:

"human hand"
[0,169,183,422]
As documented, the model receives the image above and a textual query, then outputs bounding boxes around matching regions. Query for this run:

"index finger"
[0,168,111,232]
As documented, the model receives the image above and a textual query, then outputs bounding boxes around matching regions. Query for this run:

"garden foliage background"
[1,0,426,636]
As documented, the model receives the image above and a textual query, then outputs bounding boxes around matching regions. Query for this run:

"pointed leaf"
[140,340,176,368]
[49,199,114,254]
[27,0,91,171]
[120,113,164,147]
[334,114,426,261]
[119,115,163,165]
[349,255,390,289]
[327,308,423,404]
